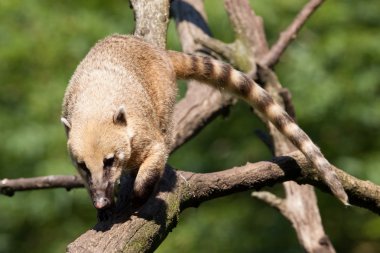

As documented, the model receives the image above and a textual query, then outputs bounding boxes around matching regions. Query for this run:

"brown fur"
[62,34,347,209]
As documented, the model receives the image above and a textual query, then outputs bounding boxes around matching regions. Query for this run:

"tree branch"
[211,2,336,252]
[130,0,170,49]
[251,191,286,212]
[0,175,83,196]
[2,152,379,213]
[224,0,269,69]
[66,151,380,252]
[261,0,325,68]
[255,44,336,253]
[170,0,235,151]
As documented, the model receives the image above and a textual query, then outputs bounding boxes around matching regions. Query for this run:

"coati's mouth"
[93,196,112,210]
[91,183,115,210]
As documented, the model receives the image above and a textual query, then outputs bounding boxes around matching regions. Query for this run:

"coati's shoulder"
[63,34,176,110]
[89,34,171,66]
[62,34,178,147]
[95,34,177,86]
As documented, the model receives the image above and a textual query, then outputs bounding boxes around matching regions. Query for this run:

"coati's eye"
[77,161,90,175]
[103,156,115,170]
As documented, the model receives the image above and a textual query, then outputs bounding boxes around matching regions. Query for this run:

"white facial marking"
[118,152,125,161]
[127,127,135,139]
[105,153,114,160]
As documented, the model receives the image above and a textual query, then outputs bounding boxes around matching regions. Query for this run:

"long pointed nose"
[92,187,112,209]
[93,196,111,209]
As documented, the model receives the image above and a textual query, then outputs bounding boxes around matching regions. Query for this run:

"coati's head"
[61,106,133,209]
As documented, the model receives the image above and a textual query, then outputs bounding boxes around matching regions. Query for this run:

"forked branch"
[262,0,325,67]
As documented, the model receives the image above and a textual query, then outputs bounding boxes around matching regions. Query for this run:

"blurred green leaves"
[0,1,133,252]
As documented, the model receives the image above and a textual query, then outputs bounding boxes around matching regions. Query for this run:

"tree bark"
[66,150,380,252]
[199,0,336,251]
[170,0,235,152]
[130,0,170,49]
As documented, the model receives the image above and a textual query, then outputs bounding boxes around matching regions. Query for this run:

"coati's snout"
[79,159,122,210]
[91,186,114,209]
[61,106,133,210]
[94,197,110,209]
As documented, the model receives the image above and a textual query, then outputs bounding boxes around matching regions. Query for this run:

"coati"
[61,34,348,210]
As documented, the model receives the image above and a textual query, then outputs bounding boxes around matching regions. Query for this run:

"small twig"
[251,191,285,212]
[262,0,325,67]
[0,175,83,196]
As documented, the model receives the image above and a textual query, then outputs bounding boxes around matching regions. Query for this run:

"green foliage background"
[0,0,379,252]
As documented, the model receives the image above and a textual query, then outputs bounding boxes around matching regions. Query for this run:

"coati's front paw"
[132,171,160,208]
[97,207,113,221]
[130,193,149,209]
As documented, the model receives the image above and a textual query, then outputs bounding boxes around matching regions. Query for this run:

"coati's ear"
[113,106,127,126]
[61,117,71,136]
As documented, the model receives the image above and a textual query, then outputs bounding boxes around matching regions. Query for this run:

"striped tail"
[168,51,348,205]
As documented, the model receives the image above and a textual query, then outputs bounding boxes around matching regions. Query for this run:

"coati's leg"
[133,142,167,206]
[97,206,114,222]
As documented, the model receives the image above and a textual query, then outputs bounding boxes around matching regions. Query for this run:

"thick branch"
[170,0,235,151]
[257,43,336,253]
[262,0,325,67]
[130,0,170,49]
[219,2,336,252]
[171,84,234,152]
[67,151,380,252]
[196,0,269,72]
[224,0,269,68]
[2,152,380,214]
